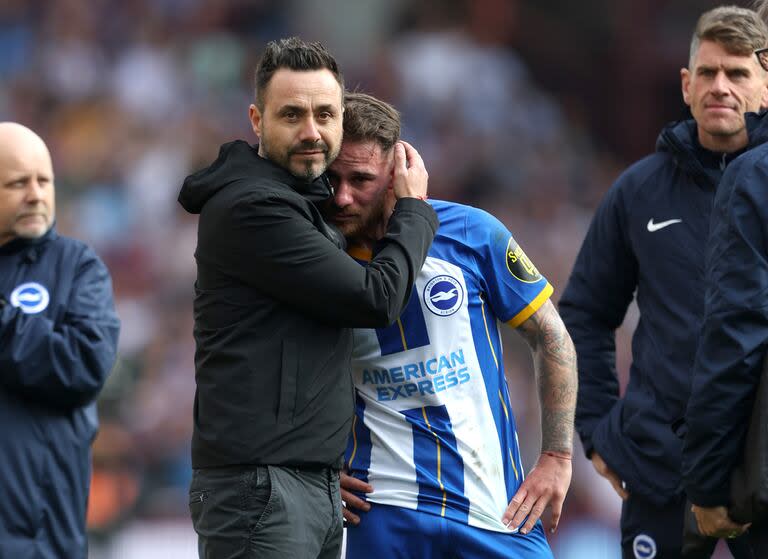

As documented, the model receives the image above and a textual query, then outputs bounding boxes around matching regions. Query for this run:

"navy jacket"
[682,137,768,508]
[559,114,768,505]
[0,228,119,559]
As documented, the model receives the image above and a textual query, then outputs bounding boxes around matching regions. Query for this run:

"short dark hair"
[758,0,768,23]
[342,92,401,153]
[690,6,768,66]
[254,37,344,110]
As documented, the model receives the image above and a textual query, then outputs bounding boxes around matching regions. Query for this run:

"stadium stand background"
[0,0,744,556]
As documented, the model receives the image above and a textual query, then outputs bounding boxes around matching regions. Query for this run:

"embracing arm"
[502,299,577,534]
[205,144,437,328]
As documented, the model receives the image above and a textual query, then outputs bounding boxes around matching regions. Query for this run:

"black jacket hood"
[178,140,333,214]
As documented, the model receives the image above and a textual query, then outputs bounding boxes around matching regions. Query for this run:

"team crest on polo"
[10,282,50,314]
[632,534,657,559]
[506,238,541,283]
[423,275,463,316]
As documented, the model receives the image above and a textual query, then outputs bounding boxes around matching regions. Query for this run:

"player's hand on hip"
[590,451,629,500]
[691,505,750,539]
[502,451,572,535]
[340,471,373,526]
[392,141,429,200]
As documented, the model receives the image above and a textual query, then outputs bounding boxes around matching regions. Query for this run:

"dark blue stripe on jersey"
[375,288,430,355]
[345,392,372,492]
[402,405,470,523]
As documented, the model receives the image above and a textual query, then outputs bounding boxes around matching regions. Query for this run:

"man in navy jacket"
[559,7,768,558]
[682,43,768,554]
[0,122,120,558]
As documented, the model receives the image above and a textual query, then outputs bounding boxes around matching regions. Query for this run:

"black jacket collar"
[178,140,333,214]
[0,226,56,256]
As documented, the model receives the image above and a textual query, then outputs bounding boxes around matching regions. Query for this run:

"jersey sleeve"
[465,208,552,327]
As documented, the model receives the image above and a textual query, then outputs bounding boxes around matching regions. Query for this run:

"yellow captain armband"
[506,282,553,328]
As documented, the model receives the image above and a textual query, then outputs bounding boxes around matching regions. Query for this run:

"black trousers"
[748,520,768,557]
[189,464,343,559]
[621,494,752,559]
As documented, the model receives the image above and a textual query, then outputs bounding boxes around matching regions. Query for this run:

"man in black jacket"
[0,122,120,558]
[559,6,768,558]
[178,38,438,559]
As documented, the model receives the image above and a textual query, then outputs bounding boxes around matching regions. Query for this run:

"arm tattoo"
[516,299,578,454]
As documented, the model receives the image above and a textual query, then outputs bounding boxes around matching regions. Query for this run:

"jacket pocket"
[277,340,298,424]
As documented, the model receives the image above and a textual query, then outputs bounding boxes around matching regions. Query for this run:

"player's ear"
[681,68,692,107]
[249,104,263,139]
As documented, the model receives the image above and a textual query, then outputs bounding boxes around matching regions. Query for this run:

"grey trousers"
[189,465,343,559]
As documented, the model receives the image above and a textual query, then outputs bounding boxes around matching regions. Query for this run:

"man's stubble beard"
[260,131,340,181]
[14,209,53,240]
[292,145,339,181]
[339,191,390,247]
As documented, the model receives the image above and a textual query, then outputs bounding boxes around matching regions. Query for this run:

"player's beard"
[261,137,338,181]
[333,190,391,247]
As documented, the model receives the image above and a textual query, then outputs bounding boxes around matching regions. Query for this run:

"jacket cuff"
[393,198,439,233]
[684,484,730,508]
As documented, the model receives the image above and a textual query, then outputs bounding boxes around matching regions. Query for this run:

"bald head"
[0,122,55,246]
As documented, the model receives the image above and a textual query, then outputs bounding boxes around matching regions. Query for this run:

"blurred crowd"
[0,0,740,556]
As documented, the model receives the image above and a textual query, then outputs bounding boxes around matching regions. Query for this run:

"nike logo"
[647,218,682,232]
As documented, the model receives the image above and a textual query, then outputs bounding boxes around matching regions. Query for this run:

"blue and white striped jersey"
[344,200,552,532]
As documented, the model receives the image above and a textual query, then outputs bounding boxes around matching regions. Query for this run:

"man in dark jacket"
[0,122,120,559]
[681,103,768,557]
[178,38,438,558]
[559,6,768,558]
[682,30,768,555]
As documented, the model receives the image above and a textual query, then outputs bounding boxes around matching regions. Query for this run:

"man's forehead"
[0,124,51,162]
[693,40,757,68]
[333,141,391,169]
[264,68,342,107]
[0,145,53,178]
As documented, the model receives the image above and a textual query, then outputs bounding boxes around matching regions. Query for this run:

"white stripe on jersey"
[351,256,512,531]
